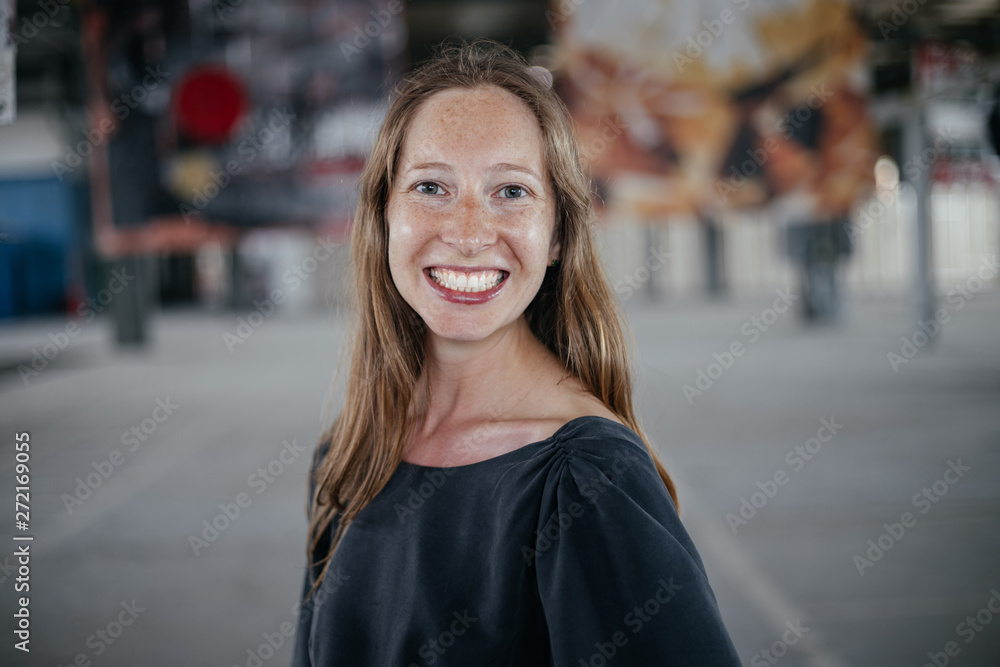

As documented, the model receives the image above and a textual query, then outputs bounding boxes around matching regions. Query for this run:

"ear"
[548,239,561,264]
[548,214,562,262]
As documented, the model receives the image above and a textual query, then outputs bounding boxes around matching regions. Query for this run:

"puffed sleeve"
[532,436,741,665]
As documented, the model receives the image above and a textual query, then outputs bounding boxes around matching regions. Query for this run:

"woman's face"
[386,85,559,343]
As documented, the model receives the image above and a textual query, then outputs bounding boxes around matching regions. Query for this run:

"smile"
[423,267,508,304]
[428,267,505,292]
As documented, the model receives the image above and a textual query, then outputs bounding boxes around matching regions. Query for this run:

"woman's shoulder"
[548,412,644,453]
[538,386,646,455]
[481,388,650,470]
[535,409,675,515]
[524,377,638,448]
[544,413,657,481]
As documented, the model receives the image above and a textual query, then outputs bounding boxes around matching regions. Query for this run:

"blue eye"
[416,182,443,195]
[501,185,525,199]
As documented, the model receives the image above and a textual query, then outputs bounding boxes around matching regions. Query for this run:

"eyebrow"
[405,161,542,181]
[491,162,542,181]
[408,161,452,173]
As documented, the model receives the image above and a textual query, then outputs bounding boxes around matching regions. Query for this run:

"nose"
[439,192,497,256]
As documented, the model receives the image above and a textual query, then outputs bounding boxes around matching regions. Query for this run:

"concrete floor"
[0,290,998,666]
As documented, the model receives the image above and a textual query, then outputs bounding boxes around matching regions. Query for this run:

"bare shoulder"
[558,394,623,428]
[520,374,625,444]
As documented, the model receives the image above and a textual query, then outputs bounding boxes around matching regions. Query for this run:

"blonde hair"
[307,39,677,595]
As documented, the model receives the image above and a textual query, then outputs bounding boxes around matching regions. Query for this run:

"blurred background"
[1,0,999,665]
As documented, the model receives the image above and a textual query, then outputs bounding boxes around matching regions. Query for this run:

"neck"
[413,316,554,433]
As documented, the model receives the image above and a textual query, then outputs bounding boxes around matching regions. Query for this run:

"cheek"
[509,208,556,260]
[387,201,414,257]
[387,198,433,251]
[386,201,438,297]
[515,226,547,257]
[386,201,413,286]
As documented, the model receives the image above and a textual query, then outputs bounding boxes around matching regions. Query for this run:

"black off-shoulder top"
[290,415,740,666]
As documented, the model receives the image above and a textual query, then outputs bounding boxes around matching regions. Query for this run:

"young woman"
[291,39,740,666]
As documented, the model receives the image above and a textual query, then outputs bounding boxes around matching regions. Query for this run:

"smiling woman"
[291,39,740,666]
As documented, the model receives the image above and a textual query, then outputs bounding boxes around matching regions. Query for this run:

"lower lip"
[423,269,508,304]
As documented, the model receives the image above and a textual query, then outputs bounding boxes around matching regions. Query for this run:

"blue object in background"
[0,175,87,319]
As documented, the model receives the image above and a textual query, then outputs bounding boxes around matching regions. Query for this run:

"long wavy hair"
[307,39,678,595]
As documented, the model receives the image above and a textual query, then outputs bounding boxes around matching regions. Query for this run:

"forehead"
[398,85,545,171]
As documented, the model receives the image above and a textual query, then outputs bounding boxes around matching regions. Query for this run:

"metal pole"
[644,222,658,301]
[703,216,724,297]
[112,254,154,347]
[904,102,936,331]
[0,0,16,125]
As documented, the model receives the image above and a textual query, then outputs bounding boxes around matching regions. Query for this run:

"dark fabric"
[291,416,740,666]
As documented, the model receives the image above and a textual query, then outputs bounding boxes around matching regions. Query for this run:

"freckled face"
[386,85,559,342]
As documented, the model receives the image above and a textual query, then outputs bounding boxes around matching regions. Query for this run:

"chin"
[420,310,517,344]
[425,319,502,343]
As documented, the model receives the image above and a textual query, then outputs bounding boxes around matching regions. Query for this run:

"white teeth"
[429,268,504,293]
